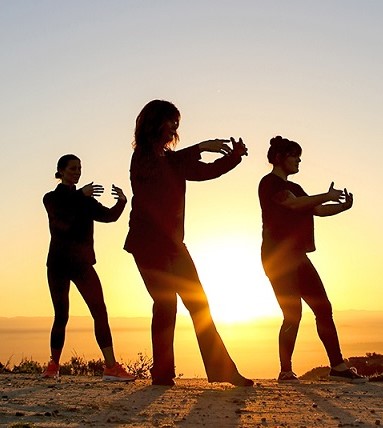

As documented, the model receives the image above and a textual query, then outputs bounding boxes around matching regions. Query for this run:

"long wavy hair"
[133,100,180,154]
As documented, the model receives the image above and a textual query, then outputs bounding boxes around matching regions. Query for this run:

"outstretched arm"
[277,182,345,211]
[92,184,127,223]
[314,188,353,217]
[198,137,248,157]
[186,137,248,181]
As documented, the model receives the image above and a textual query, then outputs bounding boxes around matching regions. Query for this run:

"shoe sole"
[102,375,136,382]
[329,376,368,384]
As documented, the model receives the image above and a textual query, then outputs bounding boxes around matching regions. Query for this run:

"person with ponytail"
[42,154,135,382]
[258,136,366,383]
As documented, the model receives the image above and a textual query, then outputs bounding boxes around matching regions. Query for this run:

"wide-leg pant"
[134,244,239,381]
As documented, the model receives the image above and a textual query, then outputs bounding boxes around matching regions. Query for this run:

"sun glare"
[179,237,280,324]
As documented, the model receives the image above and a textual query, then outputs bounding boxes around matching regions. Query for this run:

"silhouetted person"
[42,154,135,381]
[258,136,366,383]
[124,99,253,386]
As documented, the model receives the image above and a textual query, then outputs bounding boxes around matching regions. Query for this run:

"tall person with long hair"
[258,136,366,383]
[43,154,136,381]
[124,99,253,386]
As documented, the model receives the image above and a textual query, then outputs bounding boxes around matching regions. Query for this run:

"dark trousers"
[261,249,344,372]
[47,263,113,351]
[134,244,238,382]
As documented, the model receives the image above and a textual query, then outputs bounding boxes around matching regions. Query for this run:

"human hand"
[81,182,104,197]
[198,139,232,155]
[341,188,353,210]
[111,184,126,202]
[231,137,248,157]
[327,182,344,202]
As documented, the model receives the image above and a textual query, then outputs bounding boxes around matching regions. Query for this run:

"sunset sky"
[1,0,382,325]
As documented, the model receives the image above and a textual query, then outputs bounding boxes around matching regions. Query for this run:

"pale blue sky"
[1,1,382,320]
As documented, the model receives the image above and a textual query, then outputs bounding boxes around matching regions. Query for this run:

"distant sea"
[1,311,382,379]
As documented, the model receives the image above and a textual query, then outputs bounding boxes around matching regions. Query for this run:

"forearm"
[314,203,349,217]
[282,193,332,211]
[185,152,241,181]
[94,199,126,223]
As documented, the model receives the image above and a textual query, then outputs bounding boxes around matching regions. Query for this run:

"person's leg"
[262,251,302,373]
[298,256,344,368]
[270,278,302,373]
[134,254,177,382]
[47,266,71,364]
[170,246,251,384]
[71,265,115,367]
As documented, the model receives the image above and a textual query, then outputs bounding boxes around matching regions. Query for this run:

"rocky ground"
[0,374,382,427]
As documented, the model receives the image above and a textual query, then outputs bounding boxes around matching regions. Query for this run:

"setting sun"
[180,236,281,324]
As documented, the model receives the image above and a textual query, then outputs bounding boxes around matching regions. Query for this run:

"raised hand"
[231,137,248,157]
[81,182,104,197]
[111,184,127,202]
[198,139,232,155]
[341,188,353,210]
[327,182,344,203]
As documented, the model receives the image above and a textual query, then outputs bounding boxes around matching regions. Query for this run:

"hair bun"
[270,135,283,146]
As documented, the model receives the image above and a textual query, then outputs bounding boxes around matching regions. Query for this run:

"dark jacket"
[44,183,126,267]
[124,144,242,255]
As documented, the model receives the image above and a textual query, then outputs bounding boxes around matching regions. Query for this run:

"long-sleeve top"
[124,144,242,255]
[258,172,315,255]
[43,183,126,267]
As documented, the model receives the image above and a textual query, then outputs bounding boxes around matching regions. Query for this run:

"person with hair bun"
[124,99,253,387]
[258,136,366,383]
[42,154,136,382]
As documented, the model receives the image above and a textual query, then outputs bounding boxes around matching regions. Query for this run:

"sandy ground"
[0,374,382,427]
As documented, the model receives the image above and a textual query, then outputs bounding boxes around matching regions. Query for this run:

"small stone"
[375,420,381,426]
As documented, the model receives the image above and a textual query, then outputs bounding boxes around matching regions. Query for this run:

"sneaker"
[329,367,367,384]
[41,359,60,379]
[103,362,136,382]
[278,371,300,382]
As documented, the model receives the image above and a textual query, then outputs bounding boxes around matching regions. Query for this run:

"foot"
[209,373,254,387]
[151,377,175,386]
[278,370,300,383]
[229,373,254,387]
[329,367,367,384]
[103,362,136,382]
[41,359,60,379]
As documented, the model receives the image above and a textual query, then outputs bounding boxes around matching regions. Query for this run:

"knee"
[153,299,177,322]
[314,300,333,321]
[282,311,302,329]
[89,302,109,322]
[53,312,69,328]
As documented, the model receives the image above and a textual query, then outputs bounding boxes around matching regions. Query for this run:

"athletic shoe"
[102,362,136,382]
[41,359,60,379]
[278,371,300,382]
[329,367,367,384]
